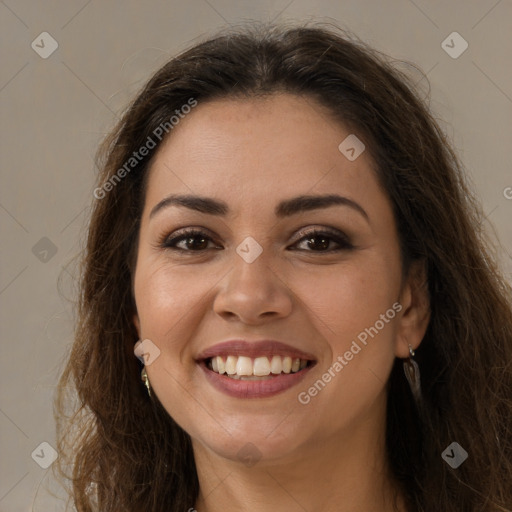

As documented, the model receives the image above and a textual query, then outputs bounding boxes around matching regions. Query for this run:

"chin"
[191,414,312,465]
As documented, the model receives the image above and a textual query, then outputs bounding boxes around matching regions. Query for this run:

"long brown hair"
[54,21,512,511]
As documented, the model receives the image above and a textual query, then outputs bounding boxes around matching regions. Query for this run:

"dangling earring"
[141,367,151,397]
[403,344,422,406]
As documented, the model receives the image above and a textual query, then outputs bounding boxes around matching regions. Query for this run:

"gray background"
[1,1,511,510]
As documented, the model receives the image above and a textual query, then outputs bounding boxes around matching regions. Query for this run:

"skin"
[133,93,430,512]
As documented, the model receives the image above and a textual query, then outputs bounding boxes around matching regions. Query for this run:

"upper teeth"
[210,355,308,377]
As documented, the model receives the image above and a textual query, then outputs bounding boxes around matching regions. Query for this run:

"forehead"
[143,93,383,216]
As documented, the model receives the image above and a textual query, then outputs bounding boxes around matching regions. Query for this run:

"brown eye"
[292,228,354,252]
[303,234,331,251]
[162,229,217,251]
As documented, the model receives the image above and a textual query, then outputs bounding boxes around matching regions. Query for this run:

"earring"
[403,344,422,405]
[141,367,151,397]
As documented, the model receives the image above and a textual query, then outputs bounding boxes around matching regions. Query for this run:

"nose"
[212,249,293,325]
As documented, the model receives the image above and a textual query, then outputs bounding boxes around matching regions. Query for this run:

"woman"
[54,22,512,512]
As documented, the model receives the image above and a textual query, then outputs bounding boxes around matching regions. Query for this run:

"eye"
[291,228,354,252]
[159,227,354,253]
[160,228,219,252]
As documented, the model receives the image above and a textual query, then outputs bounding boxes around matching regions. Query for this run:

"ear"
[394,259,430,358]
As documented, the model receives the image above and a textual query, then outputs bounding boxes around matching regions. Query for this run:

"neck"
[191,397,407,512]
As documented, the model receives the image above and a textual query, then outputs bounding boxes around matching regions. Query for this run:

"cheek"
[291,258,400,404]
[133,263,212,421]
[133,259,233,374]
[293,258,400,344]
[134,263,208,338]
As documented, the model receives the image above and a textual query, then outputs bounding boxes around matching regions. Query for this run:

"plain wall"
[1,1,511,510]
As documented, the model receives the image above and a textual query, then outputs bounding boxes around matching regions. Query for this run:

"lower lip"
[198,362,315,399]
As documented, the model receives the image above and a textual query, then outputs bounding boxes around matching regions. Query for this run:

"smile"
[199,357,317,398]
[196,339,317,398]
[206,355,312,379]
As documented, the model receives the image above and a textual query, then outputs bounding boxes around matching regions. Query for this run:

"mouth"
[203,355,314,380]
[196,340,317,398]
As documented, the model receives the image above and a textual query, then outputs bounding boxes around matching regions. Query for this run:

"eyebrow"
[149,193,369,221]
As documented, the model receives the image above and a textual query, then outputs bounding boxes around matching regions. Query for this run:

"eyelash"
[159,227,354,254]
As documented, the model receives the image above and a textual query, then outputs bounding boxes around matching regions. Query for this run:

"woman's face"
[133,93,422,464]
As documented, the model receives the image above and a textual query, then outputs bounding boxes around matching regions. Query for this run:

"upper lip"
[196,340,317,362]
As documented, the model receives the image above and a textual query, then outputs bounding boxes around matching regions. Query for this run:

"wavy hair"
[54,21,512,511]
